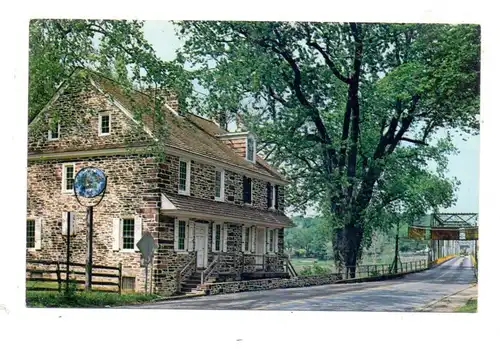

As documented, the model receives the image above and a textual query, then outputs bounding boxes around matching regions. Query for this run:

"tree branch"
[400,137,428,146]
[307,41,350,83]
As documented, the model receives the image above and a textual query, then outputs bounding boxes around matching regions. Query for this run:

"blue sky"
[142,21,480,214]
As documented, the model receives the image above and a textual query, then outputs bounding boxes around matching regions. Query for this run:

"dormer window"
[246,135,256,162]
[48,121,60,140]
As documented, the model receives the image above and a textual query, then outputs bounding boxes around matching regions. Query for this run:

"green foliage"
[26,291,159,308]
[455,298,477,313]
[298,261,332,276]
[285,216,330,259]
[175,21,479,268]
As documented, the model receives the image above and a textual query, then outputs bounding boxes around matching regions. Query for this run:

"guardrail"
[26,259,122,293]
[338,260,429,280]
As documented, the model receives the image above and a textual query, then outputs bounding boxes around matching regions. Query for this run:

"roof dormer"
[216,131,257,163]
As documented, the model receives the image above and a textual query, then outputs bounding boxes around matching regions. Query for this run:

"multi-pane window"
[246,136,255,162]
[269,229,275,253]
[122,218,135,250]
[99,114,110,135]
[26,219,35,248]
[48,121,60,140]
[178,220,186,250]
[215,169,224,201]
[62,164,75,192]
[178,159,190,195]
[214,224,221,251]
[244,227,250,252]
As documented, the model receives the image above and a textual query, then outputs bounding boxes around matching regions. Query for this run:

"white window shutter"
[241,227,246,252]
[34,218,42,250]
[274,229,279,253]
[62,212,68,235]
[265,228,270,253]
[223,224,228,252]
[134,216,142,251]
[112,218,120,251]
[187,220,194,251]
[211,224,216,251]
[251,227,256,253]
[69,212,75,236]
[174,219,179,251]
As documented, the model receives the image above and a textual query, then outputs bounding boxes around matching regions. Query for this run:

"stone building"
[27,69,293,295]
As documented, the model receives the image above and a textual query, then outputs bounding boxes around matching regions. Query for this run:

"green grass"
[26,291,160,308]
[26,280,60,289]
[291,258,334,272]
[455,298,477,313]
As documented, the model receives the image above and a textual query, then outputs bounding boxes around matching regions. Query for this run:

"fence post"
[118,262,122,295]
[56,262,62,293]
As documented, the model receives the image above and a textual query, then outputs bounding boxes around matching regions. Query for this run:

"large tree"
[175,22,480,276]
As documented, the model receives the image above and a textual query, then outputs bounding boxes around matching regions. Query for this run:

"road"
[126,256,476,311]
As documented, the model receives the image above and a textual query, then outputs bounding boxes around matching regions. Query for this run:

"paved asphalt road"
[126,256,476,311]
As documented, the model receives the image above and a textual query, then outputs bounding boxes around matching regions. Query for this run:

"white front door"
[255,228,266,269]
[195,223,208,268]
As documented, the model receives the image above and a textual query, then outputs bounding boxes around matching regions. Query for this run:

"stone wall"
[28,75,151,155]
[27,154,161,293]
[203,273,343,295]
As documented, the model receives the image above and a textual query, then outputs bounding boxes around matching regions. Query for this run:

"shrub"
[299,261,331,276]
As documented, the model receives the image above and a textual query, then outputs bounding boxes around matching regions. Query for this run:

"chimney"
[142,87,179,114]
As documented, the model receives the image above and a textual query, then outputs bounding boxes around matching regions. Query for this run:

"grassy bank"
[26,291,160,308]
[455,298,477,313]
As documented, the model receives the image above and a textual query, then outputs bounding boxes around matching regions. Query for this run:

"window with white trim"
[112,216,142,252]
[178,159,191,195]
[266,228,279,253]
[215,169,225,202]
[242,226,251,252]
[27,218,42,250]
[122,218,135,250]
[174,219,193,252]
[177,220,187,251]
[99,113,111,135]
[246,135,256,162]
[213,223,222,252]
[48,121,60,140]
[62,163,75,193]
[26,219,35,249]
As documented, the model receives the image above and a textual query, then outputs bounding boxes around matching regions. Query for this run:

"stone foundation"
[202,273,343,295]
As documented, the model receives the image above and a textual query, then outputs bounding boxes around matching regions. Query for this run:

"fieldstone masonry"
[27,73,290,296]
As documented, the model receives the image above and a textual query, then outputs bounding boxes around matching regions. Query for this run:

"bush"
[299,261,331,276]
[26,291,159,308]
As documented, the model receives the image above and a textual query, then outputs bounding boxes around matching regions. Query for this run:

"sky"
[141,21,480,214]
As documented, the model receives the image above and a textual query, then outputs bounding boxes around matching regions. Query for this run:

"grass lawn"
[26,290,160,308]
[455,298,477,313]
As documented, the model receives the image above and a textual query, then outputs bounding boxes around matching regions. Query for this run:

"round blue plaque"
[74,167,107,198]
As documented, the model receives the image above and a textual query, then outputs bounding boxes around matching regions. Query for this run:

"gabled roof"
[30,69,288,184]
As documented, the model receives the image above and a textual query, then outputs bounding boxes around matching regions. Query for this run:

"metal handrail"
[201,255,220,284]
[177,254,196,293]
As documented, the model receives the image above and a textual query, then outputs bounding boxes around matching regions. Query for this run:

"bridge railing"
[339,259,428,280]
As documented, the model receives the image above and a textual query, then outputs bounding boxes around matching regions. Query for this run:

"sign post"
[137,232,158,294]
[66,211,71,293]
[73,167,107,292]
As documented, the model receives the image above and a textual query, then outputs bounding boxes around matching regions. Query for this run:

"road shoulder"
[414,283,478,312]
